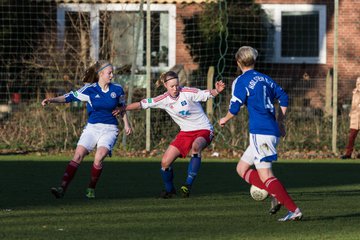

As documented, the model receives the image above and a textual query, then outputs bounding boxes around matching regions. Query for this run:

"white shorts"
[241,133,279,169]
[78,123,119,153]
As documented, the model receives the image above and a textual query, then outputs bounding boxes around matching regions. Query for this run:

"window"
[57,4,176,71]
[261,4,326,64]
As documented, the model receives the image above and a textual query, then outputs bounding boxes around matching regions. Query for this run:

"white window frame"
[57,3,176,70]
[261,4,326,64]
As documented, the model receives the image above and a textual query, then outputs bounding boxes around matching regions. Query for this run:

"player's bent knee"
[191,144,200,153]
[192,137,207,153]
[161,159,171,169]
[72,155,84,164]
[236,164,247,178]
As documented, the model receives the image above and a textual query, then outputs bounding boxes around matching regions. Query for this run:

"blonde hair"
[155,71,178,88]
[235,46,258,67]
[82,60,111,83]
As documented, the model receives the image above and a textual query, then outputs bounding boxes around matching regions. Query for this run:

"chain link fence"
[0,0,358,158]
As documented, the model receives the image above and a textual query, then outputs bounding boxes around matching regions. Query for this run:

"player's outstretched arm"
[219,111,235,127]
[112,102,142,117]
[210,80,226,97]
[41,95,66,106]
[122,112,133,135]
[125,102,142,111]
[277,106,287,137]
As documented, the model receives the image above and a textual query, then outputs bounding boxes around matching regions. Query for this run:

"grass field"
[1,155,360,240]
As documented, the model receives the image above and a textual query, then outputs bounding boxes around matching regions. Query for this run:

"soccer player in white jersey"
[41,60,132,199]
[125,71,225,198]
[219,46,303,221]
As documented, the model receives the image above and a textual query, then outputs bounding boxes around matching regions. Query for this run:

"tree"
[182,0,268,79]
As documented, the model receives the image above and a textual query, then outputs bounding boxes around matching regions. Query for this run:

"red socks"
[59,161,103,191]
[61,160,79,191]
[265,177,297,212]
[88,163,103,189]
[242,169,298,212]
[242,169,267,189]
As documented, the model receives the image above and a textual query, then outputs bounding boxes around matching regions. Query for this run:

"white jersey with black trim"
[140,87,214,132]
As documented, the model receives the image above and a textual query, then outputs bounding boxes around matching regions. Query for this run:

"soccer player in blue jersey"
[219,46,302,221]
[41,60,132,199]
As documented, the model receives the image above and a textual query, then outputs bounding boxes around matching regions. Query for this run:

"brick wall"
[255,0,360,103]
[176,3,203,72]
[175,0,360,108]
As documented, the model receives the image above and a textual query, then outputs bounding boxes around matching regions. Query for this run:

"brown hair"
[155,71,178,88]
[235,46,258,68]
[82,60,111,83]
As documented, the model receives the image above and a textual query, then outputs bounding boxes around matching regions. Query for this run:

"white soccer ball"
[250,185,268,201]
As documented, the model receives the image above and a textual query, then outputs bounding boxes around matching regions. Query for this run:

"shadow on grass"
[0,160,359,208]
[305,212,360,221]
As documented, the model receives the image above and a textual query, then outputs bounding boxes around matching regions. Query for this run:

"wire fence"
[0,0,358,157]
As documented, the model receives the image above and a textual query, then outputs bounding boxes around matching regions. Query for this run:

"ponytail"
[82,60,110,83]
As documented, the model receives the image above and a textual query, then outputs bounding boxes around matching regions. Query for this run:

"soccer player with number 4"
[125,71,225,198]
[219,46,302,221]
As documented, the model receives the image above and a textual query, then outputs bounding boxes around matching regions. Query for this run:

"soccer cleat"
[269,197,282,215]
[278,208,303,222]
[341,155,351,159]
[180,185,191,198]
[85,188,96,199]
[159,189,176,199]
[51,187,64,199]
